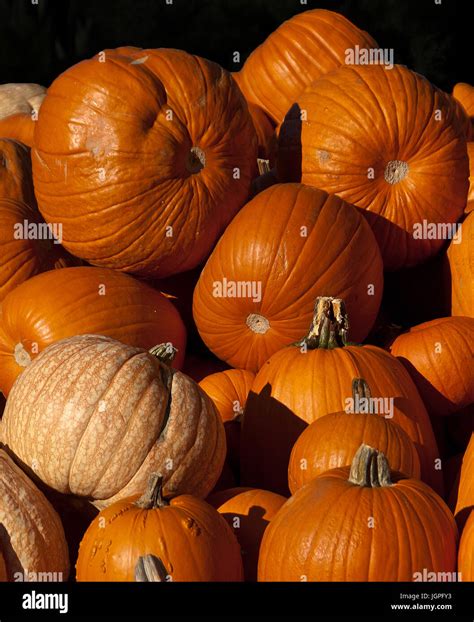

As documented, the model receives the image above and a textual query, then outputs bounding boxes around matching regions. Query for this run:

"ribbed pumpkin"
[0,84,45,147]
[288,378,421,494]
[448,211,473,317]
[453,83,474,128]
[277,64,469,270]
[0,266,187,395]
[0,335,225,506]
[207,487,286,581]
[258,445,457,581]
[76,474,243,581]
[199,369,255,474]
[236,9,377,125]
[193,184,383,372]
[0,449,69,581]
[241,297,441,496]
[390,317,474,416]
[458,510,474,581]
[455,433,474,522]
[31,47,257,278]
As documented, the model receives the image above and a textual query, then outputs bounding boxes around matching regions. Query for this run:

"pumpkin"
[390,318,474,416]
[455,433,474,523]
[207,487,286,581]
[0,449,69,581]
[447,211,474,317]
[199,369,255,474]
[259,445,457,582]
[241,297,442,496]
[453,83,474,127]
[288,378,421,494]
[466,143,474,212]
[193,184,383,372]
[236,9,377,125]
[0,335,225,506]
[31,47,257,279]
[458,510,474,581]
[0,84,45,147]
[277,65,469,270]
[76,474,243,581]
[0,138,36,205]
[0,266,187,395]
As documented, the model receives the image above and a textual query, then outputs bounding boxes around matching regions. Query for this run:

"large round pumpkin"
[288,378,421,494]
[277,64,469,270]
[76,474,243,581]
[390,317,474,416]
[207,487,286,581]
[193,184,383,372]
[241,297,442,496]
[0,334,225,506]
[258,445,457,581]
[0,83,45,147]
[31,47,257,278]
[0,449,69,581]
[0,266,187,395]
[447,211,473,317]
[458,510,474,581]
[236,9,377,125]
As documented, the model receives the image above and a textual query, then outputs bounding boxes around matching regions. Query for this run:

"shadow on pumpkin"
[0,523,23,581]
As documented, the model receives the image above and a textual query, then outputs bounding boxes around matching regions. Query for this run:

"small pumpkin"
[241,297,442,496]
[455,433,474,523]
[193,184,383,372]
[288,378,421,494]
[0,266,187,395]
[207,487,286,581]
[32,47,257,278]
[76,474,243,581]
[258,445,458,581]
[277,64,469,269]
[0,84,45,147]
[0,335,225,506]
[199,369,255,474]
[458,510,474,581]
[447,211,473,317]
[237,9,377,125]
[0,449,69,581]
[390,317,474,416]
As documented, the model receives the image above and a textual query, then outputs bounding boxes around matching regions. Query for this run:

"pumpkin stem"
[352,378,372,403]
[149,343,177,365]
[257,158,271,175]
[298,296,349,349]
[134,555,168,582]
[348,444,392,487]
[135,473,170,509]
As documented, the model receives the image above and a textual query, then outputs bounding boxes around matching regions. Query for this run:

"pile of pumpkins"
[0,8,473,583]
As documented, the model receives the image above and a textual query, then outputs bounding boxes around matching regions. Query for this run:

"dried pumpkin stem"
[135,554,168,582]
[299,296,349,349]
[352,378,372,403]
[257,158,271,175]
[348,444,392,487]
[149,343,177,365]
[136,473,170,509]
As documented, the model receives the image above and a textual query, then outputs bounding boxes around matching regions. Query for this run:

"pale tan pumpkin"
[0,335,226,507]
[0,449,69,581]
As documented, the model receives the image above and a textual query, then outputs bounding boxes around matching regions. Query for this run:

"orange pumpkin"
[237,9,377,125]
[288,378,421,494]
[0,266,187,395]
[0,83,45,147]
[31,47,257,279]
[258,445,458,581]
[447,211,473,317]
[458,510,474,581]
[193,184,383,372]
[207,487,286,581]
[455,433,474,523]
[76,474,243,581]
[453,83,474,129]
[277,64,469,270]
[241,297,442,496]
[390,317,474,416]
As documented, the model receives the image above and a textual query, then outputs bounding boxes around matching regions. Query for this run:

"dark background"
[0,0,469,93]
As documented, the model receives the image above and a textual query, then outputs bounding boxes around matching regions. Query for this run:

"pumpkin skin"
[241,297,442,496]
[447,211,474,317]
[237,9,377,125]
[455,433,474,522]
[32,47,257,279]
[453,83,474,126]
[207,487,286,581]
[458,510,474,581]
[288,378,421,494]
[76,475,243,581]
[390,317,474,416]
[0,334,225,506]
[258,445,457,582]
[0,266,187,395]
[193,184,383,372]
[0,84,45,147]
[0,449,69,581]
[277,65,469,270]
